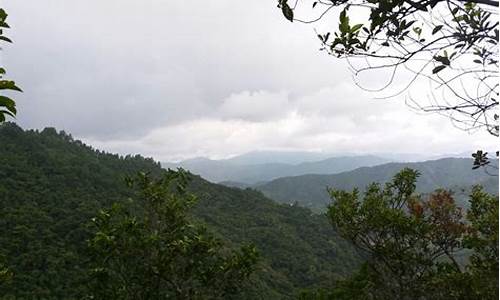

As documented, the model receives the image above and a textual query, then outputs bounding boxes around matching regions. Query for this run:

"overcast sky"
[3,0,497,161]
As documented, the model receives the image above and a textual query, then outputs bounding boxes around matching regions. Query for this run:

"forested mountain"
[162,155,391,184]
[0,123,358,299]
[256,158,498,211]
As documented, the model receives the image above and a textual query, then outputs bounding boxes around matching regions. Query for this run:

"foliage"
[0,255,12,285]
[472,149,499,176]
[0,122,359,299]
[87,170,258,299]
[461,185,499,299]
[277,0,499,136]
[0,8,21,123]
[301,168,498,299]
[0,123,162,299]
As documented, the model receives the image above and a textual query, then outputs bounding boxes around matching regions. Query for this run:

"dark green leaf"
[0,36,12,43]
[282,3,294,22]
[432,65,446,74]
[0,96,15,109]
[432,25,443,35]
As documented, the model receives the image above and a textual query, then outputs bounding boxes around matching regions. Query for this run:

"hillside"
[163,155,391,184]
[256,158,499,212]
[0,123,358,299]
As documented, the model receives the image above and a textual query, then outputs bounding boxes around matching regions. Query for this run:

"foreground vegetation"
[305,169,498,299]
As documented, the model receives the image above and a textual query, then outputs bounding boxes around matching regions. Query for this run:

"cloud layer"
[4,0,497,161]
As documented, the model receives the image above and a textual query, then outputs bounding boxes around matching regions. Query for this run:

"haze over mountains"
[161,149,498,213]
[162,150,476,184]
[162,154,391,184]
[255,158,499,211]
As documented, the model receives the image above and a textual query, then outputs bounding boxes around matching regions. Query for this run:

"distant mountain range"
[162,154,393,184]
[254,158,499,212]
[162,150,482,184]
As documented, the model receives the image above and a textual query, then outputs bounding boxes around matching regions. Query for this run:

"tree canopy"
[87,170,258,299]
[305,168,499,299]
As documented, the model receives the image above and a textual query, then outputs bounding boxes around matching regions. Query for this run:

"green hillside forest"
[0,123,358,299]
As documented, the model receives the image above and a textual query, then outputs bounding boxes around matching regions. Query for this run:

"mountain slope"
[256,158,498,211]
[0,123,358,299]
[163,155,391,184]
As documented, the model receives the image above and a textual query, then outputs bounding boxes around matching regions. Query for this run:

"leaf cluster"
[0,8,21,123]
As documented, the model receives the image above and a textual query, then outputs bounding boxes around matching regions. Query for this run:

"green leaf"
[432,65,446,74]
[0,80,22,92]
[0,96,16,109]
[281,3,294,22]
[351,24,363,33]
[432,25,443,35]
[0,36,12,43]
[434,55,450,66]
[339,9,350,33]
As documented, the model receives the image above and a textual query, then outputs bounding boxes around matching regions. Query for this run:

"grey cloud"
[5,0,349,139]
[3,0,496,160]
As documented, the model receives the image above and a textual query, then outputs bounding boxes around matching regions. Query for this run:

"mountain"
[223,151,336,165]
[163,155,392,184]
[0,123,358,299]
[255,158,498,212]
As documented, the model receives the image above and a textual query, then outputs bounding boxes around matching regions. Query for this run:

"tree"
[0,255,12,286]
[309,168,498,299]
[276,0,498,137]
[86,170,258,300]
[462,185,499,299]
[0,8,21,123]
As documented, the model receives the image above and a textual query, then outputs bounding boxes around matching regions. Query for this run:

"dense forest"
[0,123,359,299]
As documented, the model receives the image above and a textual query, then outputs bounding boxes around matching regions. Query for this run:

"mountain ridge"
[163,154,393,184]
[254,157,498,211]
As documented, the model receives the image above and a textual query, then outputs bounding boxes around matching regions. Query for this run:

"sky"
[3,0,498,161]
